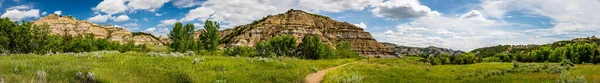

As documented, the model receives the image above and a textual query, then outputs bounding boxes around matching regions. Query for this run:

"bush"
[333,41,362,59]
[482,57,502,62]
[225,46,257,57]
[328,71,363,83]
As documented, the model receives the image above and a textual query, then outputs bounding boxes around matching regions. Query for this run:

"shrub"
[36,70,47,83]
[482,57,502,62]
[333,41,362,59]
[225,46,257,57]
[561,59,575,68]
[328,71,363,83]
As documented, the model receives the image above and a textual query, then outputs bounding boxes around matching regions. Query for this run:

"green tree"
[169,22,185,52]
[268,35,297,56]
[225,46,257,57]
[334,41,361,59]
[198,20,220,51]
[298,35,333,59]
[255,41,274,57]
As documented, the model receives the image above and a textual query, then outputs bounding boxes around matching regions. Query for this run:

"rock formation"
[196,9,393,57]
[32,14,169,45]
[381,42,466,57]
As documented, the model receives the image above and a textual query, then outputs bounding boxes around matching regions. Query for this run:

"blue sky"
[1,0,600,51]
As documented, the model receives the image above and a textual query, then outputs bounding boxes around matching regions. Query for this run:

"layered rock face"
[200,9,392,57]
[33,14,169,45]
[382,42,465,57]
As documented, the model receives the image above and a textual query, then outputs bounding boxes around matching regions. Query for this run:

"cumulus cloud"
[126,0,170,12]
[377,9,535,51]
[93,0,128,15]
[371,0,440,19]
[180,0,386,28]
[143,27,170,36]
[379,0,600,51]
[87,14,112,22]
[41,12,47,15]
[459,10,493,23]
[157,19,178,27]
[172,0,202,8]
[353,22,367,29]
[93,0,171,14]
[112,15,130,22]
[298,0,382,12]
[480,0,600,43]
[54,10,62,15]
[180,7,215,22]
[121,23,140,31]
[1,9,40,21]
[7,5,32,10]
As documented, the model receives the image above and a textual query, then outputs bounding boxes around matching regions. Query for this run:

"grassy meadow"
[0,51,356,83]
[324,57,600,83]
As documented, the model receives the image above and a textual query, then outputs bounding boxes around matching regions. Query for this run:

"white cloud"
[121,23,140,31]
[7,5,32,10]
[93,0,128,15]
[93,0,171,14]
[378,10,531,51]
[180,7,215,22]
[155,13,162,16]
[180,0,385,28]
[143,18,149,22]
[370,0,440,19]
[112,15,130,22]
[1,9,40,21]
[143,27,170,36]
[157,19,178,27]
[459,10,493,23]
[54,10,62,15]
[193,23,203,27]
[125,0,170,12]
[41,12,47,15]
[298,0,382,12]
[172,0,202,8]
[479,0,600,43]
[353,22,367,29]
[86,14,112,22]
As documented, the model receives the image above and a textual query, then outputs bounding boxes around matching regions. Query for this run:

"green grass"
[0,52,357,83]
[324,57,600,83]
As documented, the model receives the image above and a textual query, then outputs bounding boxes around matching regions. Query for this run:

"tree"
[255,41,274,57]
[298,34,333,59]
[334,41,361,59]
[268,35,297,56]
[198,20,220,51]
[169,22,188,52]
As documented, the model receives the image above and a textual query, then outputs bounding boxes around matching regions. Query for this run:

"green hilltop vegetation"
[2,10,600,83]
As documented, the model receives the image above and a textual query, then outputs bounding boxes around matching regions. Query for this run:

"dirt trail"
[304,61,359,83]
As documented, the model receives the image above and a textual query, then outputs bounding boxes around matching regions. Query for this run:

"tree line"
[0,18,136,54]
[225,34,361,60]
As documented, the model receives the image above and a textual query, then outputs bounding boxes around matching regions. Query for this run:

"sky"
[1,0,600,51]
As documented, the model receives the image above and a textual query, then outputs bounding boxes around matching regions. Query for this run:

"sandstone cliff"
[381,42,466,57]
[33,14,169,45]
[196,9,393,57]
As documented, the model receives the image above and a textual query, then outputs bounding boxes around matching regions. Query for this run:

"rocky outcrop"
[382,42,466,57]
[33,14,169,45]
[197,9,392,57]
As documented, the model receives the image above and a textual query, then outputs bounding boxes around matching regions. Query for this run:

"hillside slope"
[196,9,393,57]
[32,14,170,45]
